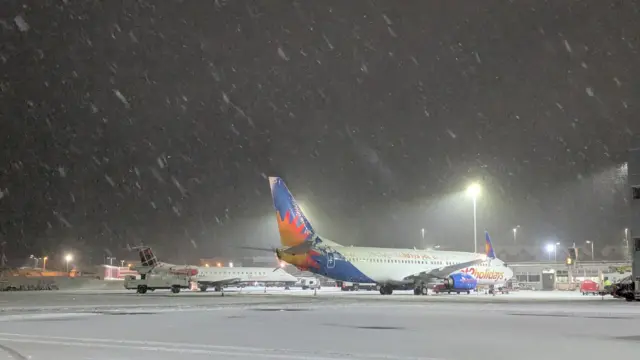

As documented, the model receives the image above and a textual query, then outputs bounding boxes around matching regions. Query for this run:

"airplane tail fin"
[484,231,496,259]
[137,246,158,267]
[268,177,316,247]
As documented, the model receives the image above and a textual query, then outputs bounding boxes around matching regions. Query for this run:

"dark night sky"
[1,0,639,265]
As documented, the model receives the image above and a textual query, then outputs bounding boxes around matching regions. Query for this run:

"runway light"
[216,262,222,267]
[205,263,210,267]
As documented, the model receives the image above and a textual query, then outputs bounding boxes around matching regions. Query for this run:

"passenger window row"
[198,272,267,276]
[345,257,466,266]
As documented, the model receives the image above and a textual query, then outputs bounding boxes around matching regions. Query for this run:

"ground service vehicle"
[340,281,377,291]
[580,280,601,295]
[298,277,321,290]
[124,274,190,294]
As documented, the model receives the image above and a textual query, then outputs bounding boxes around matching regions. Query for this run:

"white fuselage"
[314,244,513,286]
[135,263,298,285]
[194,267,298,284]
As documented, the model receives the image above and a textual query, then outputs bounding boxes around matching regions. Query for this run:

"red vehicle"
[580,280,600,295]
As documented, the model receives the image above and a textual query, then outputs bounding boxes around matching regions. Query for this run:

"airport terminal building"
[509,261,630,290]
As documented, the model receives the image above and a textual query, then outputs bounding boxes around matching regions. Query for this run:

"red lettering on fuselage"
[460,267,503,281]
[399,253,434,260]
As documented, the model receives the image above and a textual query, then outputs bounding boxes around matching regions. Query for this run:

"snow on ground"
[0,289,639,360]
[0,288,618,314]
[0,293,639,360]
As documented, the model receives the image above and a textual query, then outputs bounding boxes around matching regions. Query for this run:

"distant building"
[97,265,138,280]
[497,244,629,262]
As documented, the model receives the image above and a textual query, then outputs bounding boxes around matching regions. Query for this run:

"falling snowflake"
[14,15,29,32]
[277,47,289,61]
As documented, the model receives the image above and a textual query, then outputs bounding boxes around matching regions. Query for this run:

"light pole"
[42,256,48,271]
[545,244,554,261]
[466,183,481,253]
[585,241,594,261]
[120,260,125,267]
[65,254,73,273]
[624,228,630,261]
[29,255,40,268]
[513,225,520,243]
[546,243,560,261]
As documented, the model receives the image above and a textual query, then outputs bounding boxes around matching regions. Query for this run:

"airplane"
[131,246,298,292]
[262,176,514,295]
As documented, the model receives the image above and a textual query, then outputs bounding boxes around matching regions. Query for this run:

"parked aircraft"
[263,177,513,295]
[132,247,297,292]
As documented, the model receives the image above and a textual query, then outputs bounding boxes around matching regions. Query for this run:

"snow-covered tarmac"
[0,288,638,360]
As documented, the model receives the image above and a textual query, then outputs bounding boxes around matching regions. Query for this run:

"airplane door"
[327,252,335,269]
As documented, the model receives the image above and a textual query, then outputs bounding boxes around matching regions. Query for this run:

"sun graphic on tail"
[276,210,311,247]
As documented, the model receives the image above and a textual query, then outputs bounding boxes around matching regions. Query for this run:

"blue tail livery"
[268,177,315,247]
[484,231,496,259]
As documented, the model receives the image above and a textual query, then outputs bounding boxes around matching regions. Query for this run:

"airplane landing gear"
[413,285,429,295]
[379,285,393,295]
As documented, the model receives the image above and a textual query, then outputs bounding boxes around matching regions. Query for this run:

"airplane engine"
[443,273,477,291]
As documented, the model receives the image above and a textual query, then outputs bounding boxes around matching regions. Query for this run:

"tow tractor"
[124,274,190,294]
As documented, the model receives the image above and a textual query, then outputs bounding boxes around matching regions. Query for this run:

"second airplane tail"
[484,231,496,259]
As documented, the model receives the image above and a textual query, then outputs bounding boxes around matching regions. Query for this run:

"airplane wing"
[197,278,242,286]
[403,258,484,282]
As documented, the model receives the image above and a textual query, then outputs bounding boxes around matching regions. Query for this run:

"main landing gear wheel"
[171,285,181,294]
[137,285,147,294]
[379,285,393,295]
[200,286,208,292]
[413,286,428,295]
